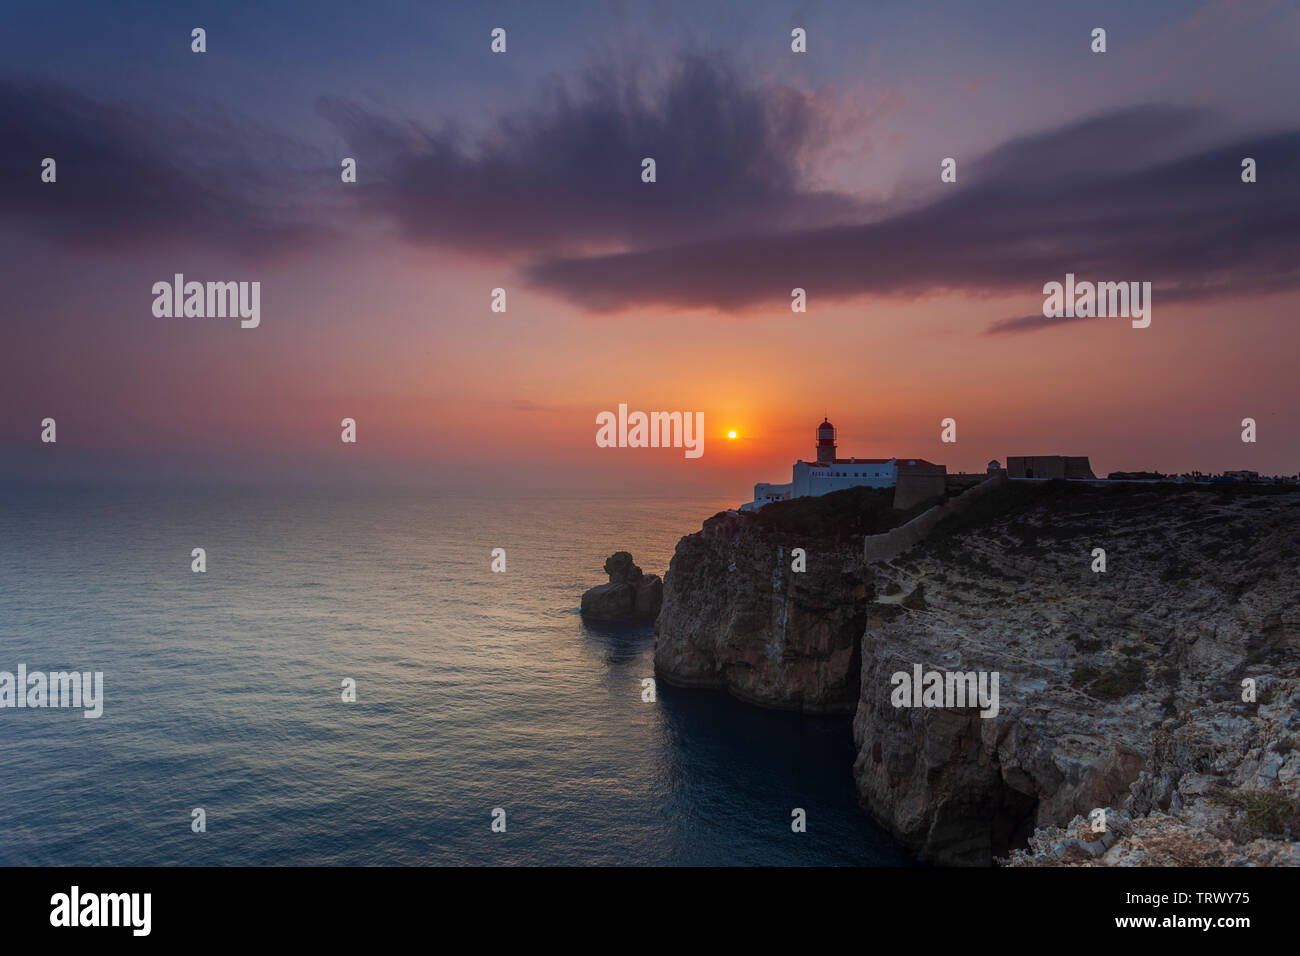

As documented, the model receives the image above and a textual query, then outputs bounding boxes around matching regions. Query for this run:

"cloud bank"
[4,65,1297,335]
[526,106,1300,323]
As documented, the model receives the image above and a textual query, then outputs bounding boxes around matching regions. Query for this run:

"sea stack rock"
[581,552,663,622]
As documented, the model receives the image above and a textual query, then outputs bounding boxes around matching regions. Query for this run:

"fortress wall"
[865,471,1007,563]
[893,471,947,510]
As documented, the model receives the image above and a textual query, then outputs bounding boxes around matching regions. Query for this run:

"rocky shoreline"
[652,480,1300,865]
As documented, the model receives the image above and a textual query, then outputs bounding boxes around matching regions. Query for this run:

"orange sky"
[5,241,1295,496]
[3,0,1298,495]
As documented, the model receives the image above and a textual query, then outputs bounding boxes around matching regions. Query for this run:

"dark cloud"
[0,77,336,257]
[6,70,1297,332]
[318,55,869,257]
[985,313,1091,335]
[2,56,865,263]
[985,274,1300,335]
[525,106,1300,318]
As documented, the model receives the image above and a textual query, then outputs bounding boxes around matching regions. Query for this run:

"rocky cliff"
[655,480,1300,865]
[1003,682,1300,866]
[654,486,935,713]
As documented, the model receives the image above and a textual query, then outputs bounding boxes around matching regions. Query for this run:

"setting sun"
[727,430,738,439]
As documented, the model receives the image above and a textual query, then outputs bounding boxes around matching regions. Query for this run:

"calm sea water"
[0,484,915,866]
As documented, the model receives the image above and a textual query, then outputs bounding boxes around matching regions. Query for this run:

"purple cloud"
[525,106,1300,318]
[318,55,872,257]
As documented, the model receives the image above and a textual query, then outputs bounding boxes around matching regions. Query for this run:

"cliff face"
[1005,677,1300,866]
[654,487,929,713]
[854,481,1300,865]
[653,511,869,713]
[655,480,1300,865]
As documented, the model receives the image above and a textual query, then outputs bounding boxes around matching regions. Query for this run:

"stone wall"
[864,471,1007,562]
[893,467,947,510]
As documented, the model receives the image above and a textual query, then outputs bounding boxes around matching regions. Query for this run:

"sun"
[727,430,738,440]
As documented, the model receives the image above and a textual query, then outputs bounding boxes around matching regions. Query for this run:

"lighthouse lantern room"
[816,418,837,464]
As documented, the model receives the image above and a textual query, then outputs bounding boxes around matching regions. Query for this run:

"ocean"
[0,484,915,866]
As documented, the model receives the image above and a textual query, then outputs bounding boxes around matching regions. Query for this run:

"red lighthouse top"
[815,418,837,463]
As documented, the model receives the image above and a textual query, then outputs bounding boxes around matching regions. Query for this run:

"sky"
[1,0,1298,496]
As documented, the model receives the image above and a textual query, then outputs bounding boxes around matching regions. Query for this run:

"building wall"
[744,456,948,511]
[1006,456,1096,480]
[894,463,948,510]
[1061,457,1095,479]
[792,460,897,497]
[743,481,792,511]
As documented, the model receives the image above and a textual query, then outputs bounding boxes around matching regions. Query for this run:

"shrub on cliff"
[751,485,937,541]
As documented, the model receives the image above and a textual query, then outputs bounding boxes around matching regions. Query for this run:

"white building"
[741,418,940,511]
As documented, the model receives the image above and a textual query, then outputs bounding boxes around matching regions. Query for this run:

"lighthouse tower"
[815,418,837,464]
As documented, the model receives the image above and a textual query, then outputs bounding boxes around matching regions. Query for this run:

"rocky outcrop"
[1006,677,1300,866]
[580,552,662,622]
[656,479,1300,864]
[861,472,1005,561]
[852,609,1148,864]
[654,487,922,713]
[652,482,998,714]
[851,481,1300,864]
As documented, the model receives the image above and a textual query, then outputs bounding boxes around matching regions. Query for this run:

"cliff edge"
[655,480,1300,865]
[654,486,940,713]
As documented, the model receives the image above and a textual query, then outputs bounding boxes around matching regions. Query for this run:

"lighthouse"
[815,418,837,464]
[741,414,947,513]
